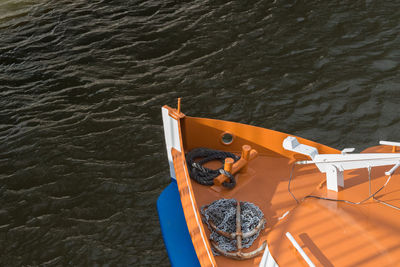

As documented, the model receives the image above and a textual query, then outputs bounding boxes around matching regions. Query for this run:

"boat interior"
[167,106,400,267]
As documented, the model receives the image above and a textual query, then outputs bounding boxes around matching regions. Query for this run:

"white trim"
[162,107,214,265]
[286,232,315,267]
[162,107,182,179]
[259,243,279,267]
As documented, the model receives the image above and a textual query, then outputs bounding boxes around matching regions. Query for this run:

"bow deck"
[160,105,400,266]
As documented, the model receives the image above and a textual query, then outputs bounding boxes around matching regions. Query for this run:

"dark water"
[0,0,399,265]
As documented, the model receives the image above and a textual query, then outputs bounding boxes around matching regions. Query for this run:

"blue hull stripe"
[157,180,201,267]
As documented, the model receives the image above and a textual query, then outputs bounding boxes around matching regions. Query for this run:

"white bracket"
[283,136,319,160]
[341,148,355,155]
[326,165,344,191]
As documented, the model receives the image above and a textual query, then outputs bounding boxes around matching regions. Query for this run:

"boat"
[157,100,400,267]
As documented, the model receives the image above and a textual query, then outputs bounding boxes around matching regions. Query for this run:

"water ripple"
[0,0,399,265]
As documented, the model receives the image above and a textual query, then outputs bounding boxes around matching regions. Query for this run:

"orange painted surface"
[165,106,400,266]
[267,145,400,266]
[171,148,216,267]
[181,116,339,158]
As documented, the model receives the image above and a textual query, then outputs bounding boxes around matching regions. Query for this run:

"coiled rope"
[186,148,240,188]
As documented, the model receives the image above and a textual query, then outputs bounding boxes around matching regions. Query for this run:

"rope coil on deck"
[186,148,240,188]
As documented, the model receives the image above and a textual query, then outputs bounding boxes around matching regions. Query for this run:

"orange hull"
[162,105,400,267]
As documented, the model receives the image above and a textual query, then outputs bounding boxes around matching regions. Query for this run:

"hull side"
[157,180,200,267]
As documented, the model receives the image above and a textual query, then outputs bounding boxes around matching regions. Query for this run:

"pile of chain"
[186,148,240,188]
[201,199,265,255]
